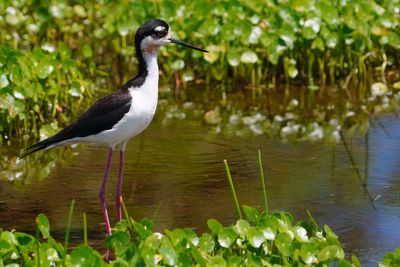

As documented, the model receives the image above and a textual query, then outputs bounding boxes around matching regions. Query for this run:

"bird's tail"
[19,136,59,159]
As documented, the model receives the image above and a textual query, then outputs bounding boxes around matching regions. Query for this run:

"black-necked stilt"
[20,19,207,235]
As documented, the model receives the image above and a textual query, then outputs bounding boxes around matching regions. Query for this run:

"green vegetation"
[0,208,357,266]
[1,0,399,138]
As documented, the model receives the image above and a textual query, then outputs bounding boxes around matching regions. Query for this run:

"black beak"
[169,37,208,52]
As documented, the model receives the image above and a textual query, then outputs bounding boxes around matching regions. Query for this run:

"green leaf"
[234,219,250,238]
[73,5,87,18]
[387,31,400,49]
[209,255,227,267]
[144,233,162,250]
[133,221,153,240]
[69,81,82,97]
[242,205,259,222]
[46,247,60,262]
[207,219,223,234]
[324,225,338,240]
[247,228,265,248]
[159,246,177,266]
[190,246,206,266]
[104,232,130,255]
[275,232,293,256]
[227,50,241,67]
[218,228,236,248]
[199,233,215,253]
[338,259,355,267]
[351,254,362,267]
[37,56,55,79]
[302,19,320,39]
[203,45,220,64]
[165,229,187,248]
[82,44,93,58]
[240,50,258,64]
[36,214,50,239]
[9,64,23,86]
[318,245,339,262]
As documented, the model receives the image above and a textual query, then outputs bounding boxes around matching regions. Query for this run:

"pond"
[1,91,400,266]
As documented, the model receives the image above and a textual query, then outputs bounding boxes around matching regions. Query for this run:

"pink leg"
[116,147,125,221]
[99,148,113,236]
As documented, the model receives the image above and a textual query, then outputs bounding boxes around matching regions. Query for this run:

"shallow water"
[1,111,400,265]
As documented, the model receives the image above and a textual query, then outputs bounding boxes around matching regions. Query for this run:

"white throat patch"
[141,35,169,53]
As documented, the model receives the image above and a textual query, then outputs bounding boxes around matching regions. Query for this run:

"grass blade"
[306,209,319,229]
[83,212,87,246]
[223,159,242,219]
[63,199,75,265]
[121,197,134,230]
[258,149,268,214]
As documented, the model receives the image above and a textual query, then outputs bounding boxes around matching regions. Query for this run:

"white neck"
[141,51,159,92]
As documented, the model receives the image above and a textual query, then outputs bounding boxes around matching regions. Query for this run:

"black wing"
[20,89,132,158]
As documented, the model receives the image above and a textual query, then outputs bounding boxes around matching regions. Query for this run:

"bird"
[20,18,208,236]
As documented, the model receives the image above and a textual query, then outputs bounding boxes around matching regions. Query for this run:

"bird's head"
[135,19,208,54]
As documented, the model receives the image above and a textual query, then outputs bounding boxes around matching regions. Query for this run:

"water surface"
[1,112,400,266]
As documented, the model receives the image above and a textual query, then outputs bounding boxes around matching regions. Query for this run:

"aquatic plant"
[0,43,92,140]
[0,203,356,266]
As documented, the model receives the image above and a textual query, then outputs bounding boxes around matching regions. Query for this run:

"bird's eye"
[154,27,167,38]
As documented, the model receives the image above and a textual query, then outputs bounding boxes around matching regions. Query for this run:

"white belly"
[70,86,158,147]
[93,88,158,145]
